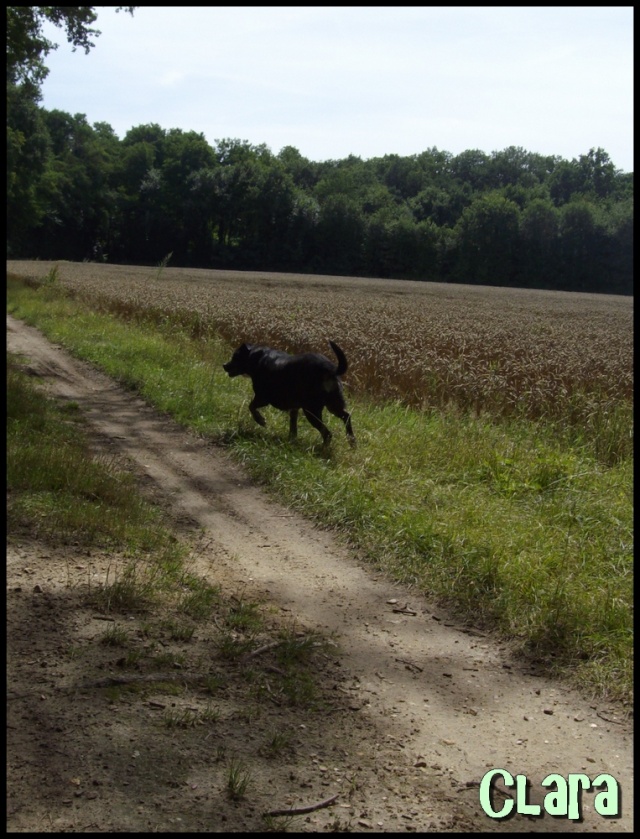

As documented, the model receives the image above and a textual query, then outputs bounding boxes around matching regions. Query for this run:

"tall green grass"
[7,275,633,701]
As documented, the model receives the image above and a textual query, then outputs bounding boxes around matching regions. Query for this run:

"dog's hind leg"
[302,408,332,445]
[326,401,356,446]
[343,411,356,446]
[338,410,356,446]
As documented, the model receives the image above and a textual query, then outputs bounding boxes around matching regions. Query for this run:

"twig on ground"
[241,640,285,661]
[264,793,339,817]
[596,710,625,725]
[395,657,423,673]
[392,604,417,615]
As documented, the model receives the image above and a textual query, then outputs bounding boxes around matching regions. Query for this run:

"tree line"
[6,9,633,294]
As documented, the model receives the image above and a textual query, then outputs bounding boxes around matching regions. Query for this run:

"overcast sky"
[39,6,634,172]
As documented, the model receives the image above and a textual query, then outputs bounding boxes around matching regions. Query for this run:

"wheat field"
[8,260,633,458]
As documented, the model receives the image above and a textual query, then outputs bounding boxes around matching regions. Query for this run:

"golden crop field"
[8,260,633,453]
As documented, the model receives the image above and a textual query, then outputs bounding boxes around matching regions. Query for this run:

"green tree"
[277,145,318,191]
[360,183,397,216]
[314,155,377,205]
[519,198,560,287]
[286,190,320,268]
[242,161,297,268]
[110,131,162,262]
[6,82,50,254]
[157,129,217,263]
[314,195,366,275]
[361,204,413,278]
[122,123,166,158]
[549,149,619,206]
[7,6,136,86]
[488,146,552,189]
[558,200,600,291]
[6,6,137,256]
[577,147,618,200]
[376,153,425,200]
[599,199,633,294]
[453,193,521,285]
[36,111,119,260]
[450,149,491,192]
[548,159,584,206]
[410,185,457,227]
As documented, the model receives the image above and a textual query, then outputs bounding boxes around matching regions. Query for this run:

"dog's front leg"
[249,398,267,427]
[289,409,299,439]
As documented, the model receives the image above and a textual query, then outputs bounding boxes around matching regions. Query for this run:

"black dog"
[223,340,355,446]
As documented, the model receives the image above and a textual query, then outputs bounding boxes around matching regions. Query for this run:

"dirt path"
[7,314,633,832]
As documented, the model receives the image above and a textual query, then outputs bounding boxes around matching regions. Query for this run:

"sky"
[39,6,634,172]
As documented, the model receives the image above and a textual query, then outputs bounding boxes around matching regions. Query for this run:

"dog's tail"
[329,340,348,376]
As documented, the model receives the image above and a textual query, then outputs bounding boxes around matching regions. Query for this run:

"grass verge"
[7,352,181,558]
[7,274,633,702]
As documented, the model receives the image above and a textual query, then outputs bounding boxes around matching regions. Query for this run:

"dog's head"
[223,343,252,377]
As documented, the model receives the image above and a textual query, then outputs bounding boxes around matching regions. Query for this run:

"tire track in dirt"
[7,314,633,832]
